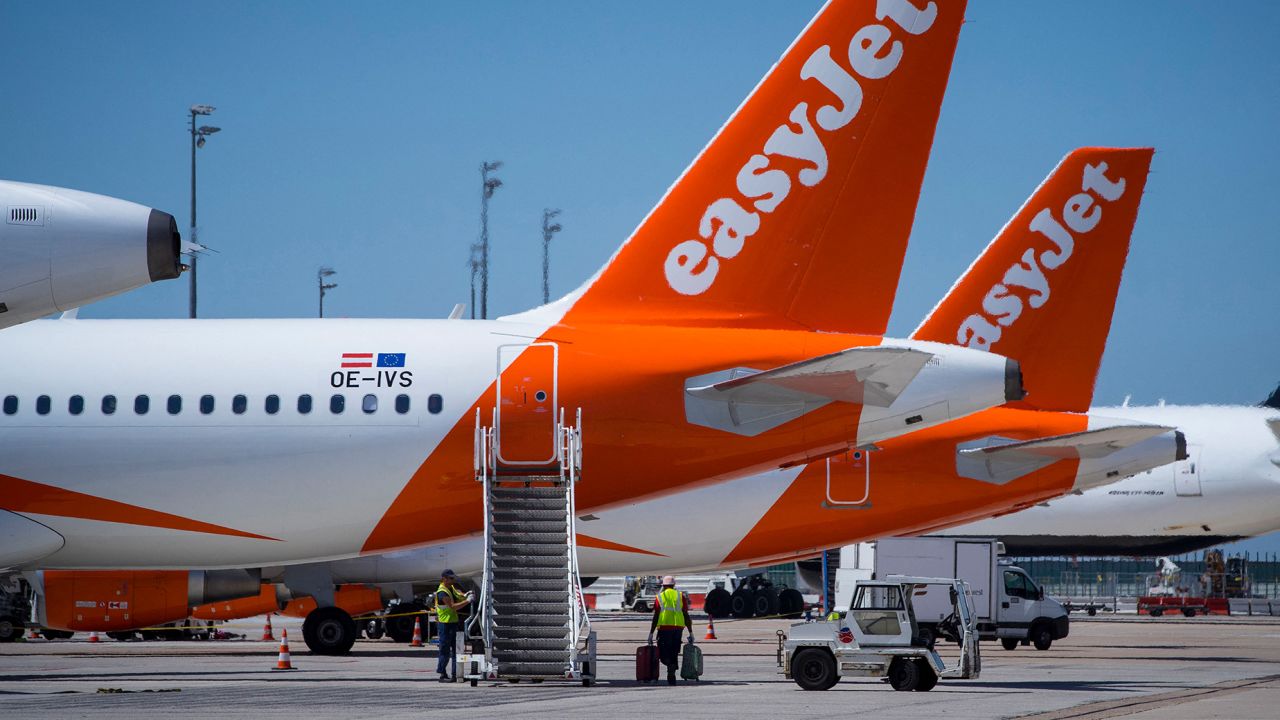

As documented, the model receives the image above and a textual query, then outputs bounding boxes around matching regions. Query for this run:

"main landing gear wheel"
[778,588,805,619]
[384,603,424,644]
[703,588,732,619]
[730,587,756,619]
[791,648,838,691]
[303,606,357,655]
[888,656,920,691]
[753,586,780,617]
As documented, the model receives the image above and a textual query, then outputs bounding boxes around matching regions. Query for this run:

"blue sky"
[2,1,1278,553]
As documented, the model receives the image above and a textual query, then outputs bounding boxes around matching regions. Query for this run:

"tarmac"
[3,613,1279,719]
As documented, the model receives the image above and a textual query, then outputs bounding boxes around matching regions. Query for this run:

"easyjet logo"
[664,0,939,296]
[956,160,1129,351]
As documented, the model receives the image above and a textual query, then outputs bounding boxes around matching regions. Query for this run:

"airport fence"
[1014,553,1280,599]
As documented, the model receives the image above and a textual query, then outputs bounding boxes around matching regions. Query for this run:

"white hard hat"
[662,575,676,585]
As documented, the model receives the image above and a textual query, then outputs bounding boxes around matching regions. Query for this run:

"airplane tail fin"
[911,147,1154,413]
[539,0,966,335]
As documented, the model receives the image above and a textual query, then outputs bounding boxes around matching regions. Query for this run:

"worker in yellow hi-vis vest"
[435,569,473,682]
[647,575,694,685]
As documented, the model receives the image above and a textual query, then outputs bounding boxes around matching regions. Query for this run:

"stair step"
[492,532,569,544]
[494,648,573,661]
[490,486,567,500]
[492,556,570,569]
[492,613,571,628]
[492,510,568,524]
[492,637,571,651]
[492,600,570,613]
[491,626,571,641]
[491,580,569,594]
[492,544,568,557]
[495,661,570,677]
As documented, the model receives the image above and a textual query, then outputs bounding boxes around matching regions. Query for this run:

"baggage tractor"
[636,643,660,682]
[680,640,703,681]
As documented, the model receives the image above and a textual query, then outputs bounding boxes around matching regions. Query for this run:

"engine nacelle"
[0,180,182,329]
[34,569,261,632]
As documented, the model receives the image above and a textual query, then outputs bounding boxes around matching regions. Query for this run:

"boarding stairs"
[464,407,596,686]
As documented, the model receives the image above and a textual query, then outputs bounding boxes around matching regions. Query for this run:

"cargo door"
[955,541,994,621]
[495,343,558,466]
[1174,445,1202,497]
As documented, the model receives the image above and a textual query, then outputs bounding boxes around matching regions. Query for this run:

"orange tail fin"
[912,147,1154,412]
[551,0,966,334]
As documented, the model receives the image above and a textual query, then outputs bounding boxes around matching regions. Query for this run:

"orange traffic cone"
[261,615,275,642]
[410,616,424,648]
[273,628,295,670]
[88,631,100,643]
[26,626,40,640]
[704,616,718,641]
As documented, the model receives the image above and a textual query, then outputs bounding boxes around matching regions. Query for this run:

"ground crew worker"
[647,575,693,685]
[435,569,472,682]
[827,609,842,621]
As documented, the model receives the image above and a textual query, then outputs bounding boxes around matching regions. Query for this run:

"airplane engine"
[35,569,261,632]
[0,180,182,329]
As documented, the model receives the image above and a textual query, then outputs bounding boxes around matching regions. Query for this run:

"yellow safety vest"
[827,611,841,621]
[657,587,685,627]
[436,583,467,624]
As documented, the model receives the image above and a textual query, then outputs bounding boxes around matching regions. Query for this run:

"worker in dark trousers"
[647,575,693,685]
[435,569,472,682]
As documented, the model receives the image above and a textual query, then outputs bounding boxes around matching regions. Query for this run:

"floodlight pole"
[189,110,199,319]
[479,161,503,320]
[318,267,337,318]
[541,209,562,305]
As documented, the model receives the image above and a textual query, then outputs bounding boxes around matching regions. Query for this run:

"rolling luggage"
[680,640,703,681]
[636,643,660,683]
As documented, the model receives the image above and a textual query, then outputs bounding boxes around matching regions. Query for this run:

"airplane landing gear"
[302,606,357,655]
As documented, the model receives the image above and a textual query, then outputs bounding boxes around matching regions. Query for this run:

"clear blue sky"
[3,2,1278,552]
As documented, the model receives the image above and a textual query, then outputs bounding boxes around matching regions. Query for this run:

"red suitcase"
[636,643,660,682]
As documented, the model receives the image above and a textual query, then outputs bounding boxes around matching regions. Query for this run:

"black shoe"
[667,671,677,685]
[438,674,452,683]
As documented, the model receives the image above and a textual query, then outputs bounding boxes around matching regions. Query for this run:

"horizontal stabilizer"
[687,346,932,408]
[957,424,1174,486]
[684,346,932,437]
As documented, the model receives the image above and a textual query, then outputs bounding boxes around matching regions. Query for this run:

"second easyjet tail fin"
[526,0,966,335]
[912,147,1154,412]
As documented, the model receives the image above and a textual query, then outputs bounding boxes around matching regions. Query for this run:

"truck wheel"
[1182,608,1196,618]
[1087,607,1097,616]
[913,660,938,691]
[1001,638,1019,651]
[704,588,732,619]
[0,615,21,642]
[888,657,920,691]
[1149,608,1164,618]
[778,588,805,619]
[753,586,780,617]
[1031,624,1053,651]
[792,649,838,691]
[730,587,756,619]
[302,606,357,655]
[384,603,424,643]
[364,619,385,640]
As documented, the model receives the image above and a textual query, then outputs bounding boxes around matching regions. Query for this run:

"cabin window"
[69,395,84,415]
[200,395,215,414]
[168,395,182,415]
[428,394,443,414]
[2,395,16,415]
[265,395,280,415]
[298,394,312,414]
[134,395,150,415]
[102,395,117,415]
[395,394,410,414]
[232,394,247,415]
[362,394,377,414]
[36,395,51,415]
[330,394,345,414]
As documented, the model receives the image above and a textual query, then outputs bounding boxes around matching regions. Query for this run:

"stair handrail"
[467,409,496,658]
[563,407,592,657]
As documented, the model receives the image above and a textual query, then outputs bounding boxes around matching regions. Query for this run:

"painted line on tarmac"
[1016,673,1280,720]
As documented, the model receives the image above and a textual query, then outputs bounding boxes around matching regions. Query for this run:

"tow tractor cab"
[780,576,980,692]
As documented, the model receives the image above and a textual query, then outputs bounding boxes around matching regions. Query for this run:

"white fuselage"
[939,405,1280,555]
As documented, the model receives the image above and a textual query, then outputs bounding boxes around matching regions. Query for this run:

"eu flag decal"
[377,353,406,368]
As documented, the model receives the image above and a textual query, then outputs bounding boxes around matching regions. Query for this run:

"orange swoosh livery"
[361,0,970,554]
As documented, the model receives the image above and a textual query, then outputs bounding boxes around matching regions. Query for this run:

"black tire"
[1149,608,1164,618]
[704,588,732,619]
[0,615,22,642]
[730,587,756,619]
[302,606,357,655]
[888,656,920,691]
[1001,637,1019,651]
[106,631,136,641]
[792,648,839,691]
[43,629,74,640]
[1087,606,1097,616]
[1031,624,1053,651]
[778,588,805,619]
[913,659,938,691]
[1182,608,1196,618]
[364,619,385,640]
[384,603,423,644]
[139,630,160,641]
[753,586,780,617]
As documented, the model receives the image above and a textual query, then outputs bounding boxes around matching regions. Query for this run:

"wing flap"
[960,424,1176,462]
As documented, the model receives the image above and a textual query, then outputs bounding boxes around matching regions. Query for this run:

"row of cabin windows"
[2,393,443,417]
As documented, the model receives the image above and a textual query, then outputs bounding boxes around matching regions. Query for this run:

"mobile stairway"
[463,407,596,686]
